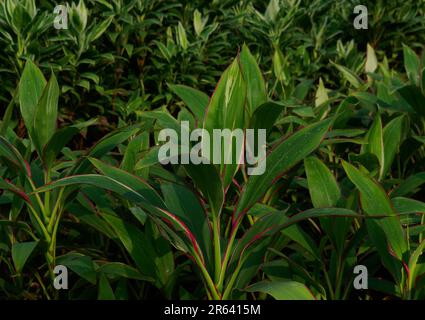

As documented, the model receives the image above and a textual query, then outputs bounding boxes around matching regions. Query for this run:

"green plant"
[2,0,425,301]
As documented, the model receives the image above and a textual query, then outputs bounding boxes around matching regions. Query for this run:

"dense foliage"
[1,0,425,300]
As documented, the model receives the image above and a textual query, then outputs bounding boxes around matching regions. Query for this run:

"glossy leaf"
[239,44,267,114]
[203,58,246,187]
[19,60,46,138]
[33,73,59,154]
[342,161,407,262]
[304,156,340,208]
[236,118,332,218]
[403,44,420,85]
[246,280,315,300]
[12,241,38,273]
[169,84,209,122]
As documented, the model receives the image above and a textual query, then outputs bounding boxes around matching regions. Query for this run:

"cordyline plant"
[2,44,425,300]
[29,45,363,300]
[326,43,425,299]
[0,59,147,298]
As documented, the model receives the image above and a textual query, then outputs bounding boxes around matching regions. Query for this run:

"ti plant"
[0,60,98,297]
[0,60,148,298]
[34,46,360,299]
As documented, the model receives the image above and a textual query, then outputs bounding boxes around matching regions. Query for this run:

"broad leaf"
[169,84,209,122]
[304,156,340,207]
[12,241,38,273]
[403,44,420,86]
[246,280,315,300]
[236,118,332,218]
[19,60,46,138]
[33,73,59,155]
[239,44,267,114]
[342,161,407,275]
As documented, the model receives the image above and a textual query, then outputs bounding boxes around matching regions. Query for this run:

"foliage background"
[1,0,425,300]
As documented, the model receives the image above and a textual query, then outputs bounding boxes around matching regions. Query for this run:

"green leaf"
[382,115,405,178]
[19,60,46,138]
[33,73,59,154]
[408,240,425,286]
[169,84,209,122]
[342,161,407,263]
[0,136,30,176]
[392,197,425,215]
[155,41,172,62]
[236,118,332,217]
[99,262,154,281]
[244,204,320,260]
[331,62,362,89]
[239,44,267,114]
[102,214,157,279]
[12,241,38,273]
[0,178,31,203]
[184,163,224,218]
[422,66,425,92]
[304,156,340,207]
[315,78,329,107]
[369,278,399,296]
[203,58,246,187]
[365,43,378,74]
[362,115,384,179]
[232,207,360,269]
[89,16,113,42]
[89,158,165,208]
[134,146,164,170]
[265,0,280,22]
[273,47,287,82]
[72,125,141,174]
[35,174,146,203]
[121,132,149,174]
[35,174,194,257]
[397,85,425,118]
[413,136,425,144]
[246,280,315,300]
[176,22,188,50]
[98,273,115,300]
[282,208,361,225]
[143,221,175,289]
[403,44,420,85]
[160,182,212,267]
[392,173,425,197]
[250,102,283,134]
[68,202,116,239]
[56,253,97,284]
[294,80,313,101]
[42,119,97,169]
[141,110,180,132]
[193,9,207,36]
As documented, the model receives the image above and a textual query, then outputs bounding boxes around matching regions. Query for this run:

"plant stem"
[334,255,344,299]
[48,188,64,233]
[27,178,48,222]
[212,214,221,282]
[217,220,239,291]
[0,88,18,136]
[44,171,51,217]
[27,204,50,242]
[322,264,335,300]
[221,255,248,300]
[192,249,220,299]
